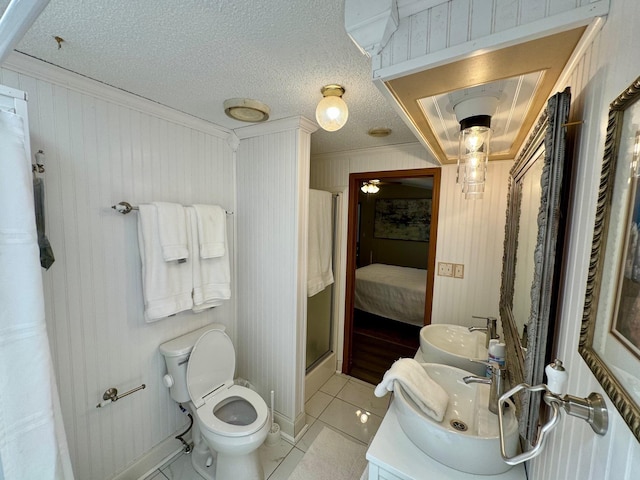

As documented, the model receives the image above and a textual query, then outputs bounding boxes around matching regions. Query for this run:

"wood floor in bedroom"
[349,311,421,385]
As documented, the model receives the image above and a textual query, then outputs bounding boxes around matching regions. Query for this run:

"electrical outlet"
[454,263,464,279]
[438,262,453,277]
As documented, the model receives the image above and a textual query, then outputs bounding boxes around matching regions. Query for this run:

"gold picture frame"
[580,75,640,442]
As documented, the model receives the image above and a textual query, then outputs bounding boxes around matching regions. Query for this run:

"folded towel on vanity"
[137,204,193,321]
[152,202,189,262]
[374,358,449,422]
[186,206,231,312]
[192,204,226,258]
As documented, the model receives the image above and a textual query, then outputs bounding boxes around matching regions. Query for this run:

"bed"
[354,263,427,327]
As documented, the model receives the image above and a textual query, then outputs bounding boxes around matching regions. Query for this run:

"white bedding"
[354,263,427,326]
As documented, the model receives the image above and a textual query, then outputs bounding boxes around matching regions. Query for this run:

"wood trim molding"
[342,167,441,374]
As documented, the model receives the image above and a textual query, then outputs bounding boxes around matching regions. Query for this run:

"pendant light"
[452,94,499,200]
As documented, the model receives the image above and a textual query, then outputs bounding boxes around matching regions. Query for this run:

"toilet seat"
[196,384,268,437]
[187,328,268,438]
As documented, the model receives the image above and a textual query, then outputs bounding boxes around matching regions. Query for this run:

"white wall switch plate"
[454,263,464,279]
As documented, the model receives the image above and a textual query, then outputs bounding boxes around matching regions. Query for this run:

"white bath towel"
[137,204,193,321]
[152,202,189,262]
[374,358,449,422]
[307,189,334,297]
[192,204,226,258]
[186,207,231,312]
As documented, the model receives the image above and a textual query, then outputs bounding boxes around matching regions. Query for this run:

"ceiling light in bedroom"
[361,179,380,194]
[316,84,348,132]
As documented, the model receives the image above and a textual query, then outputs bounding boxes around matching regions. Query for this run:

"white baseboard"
[112,430,191,480]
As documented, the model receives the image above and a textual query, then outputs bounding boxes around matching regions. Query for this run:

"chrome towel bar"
[111,201,233,215]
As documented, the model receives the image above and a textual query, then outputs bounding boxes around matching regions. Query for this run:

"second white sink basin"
[420,324,487,376]
[392,363,519,475]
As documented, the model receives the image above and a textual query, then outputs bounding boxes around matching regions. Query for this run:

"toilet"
[159,324,269,480]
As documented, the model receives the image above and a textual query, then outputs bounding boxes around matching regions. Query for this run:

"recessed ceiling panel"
[418,71,545,162]
[385,27,586,164]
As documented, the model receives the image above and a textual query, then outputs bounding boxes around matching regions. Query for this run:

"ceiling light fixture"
[367,127,392,137]
[316,84,348,132]
[224,98,270,123]
[361,179,380,194]
[452,93,500,200]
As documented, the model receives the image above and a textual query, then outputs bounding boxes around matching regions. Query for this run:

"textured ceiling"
[1,0,419,155]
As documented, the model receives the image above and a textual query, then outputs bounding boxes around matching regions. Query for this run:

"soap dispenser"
[487,339,506,377]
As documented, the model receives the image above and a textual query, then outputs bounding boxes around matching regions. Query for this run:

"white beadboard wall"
[372,0,609,76]
[528,0,640,477]
[310,143,511,365]
[234,118,315,438]
[0,56,236,480]
[431,161,512,326]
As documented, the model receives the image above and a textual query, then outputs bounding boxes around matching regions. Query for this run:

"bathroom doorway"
[343,168,441,384]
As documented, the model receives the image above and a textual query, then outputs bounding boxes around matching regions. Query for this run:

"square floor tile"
[160,453,202,480]
[259,437,294,478]
[305,390,333,418]
[319,374,349,396]
[143,472,168,480]
[336,379,390,417]
[318,398,381,445]
[296,418,330,452]
[267,447,305,480]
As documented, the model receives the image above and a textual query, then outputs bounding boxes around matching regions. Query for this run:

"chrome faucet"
[468,316,498,348]
[463,362,506,415]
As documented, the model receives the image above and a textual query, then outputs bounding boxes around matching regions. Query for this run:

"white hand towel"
[308,189,334,296]
[152,202,189,262]
[186,207,231,312]
[374,358,449,422]
[137,204,193,321]
[192,204,226,258]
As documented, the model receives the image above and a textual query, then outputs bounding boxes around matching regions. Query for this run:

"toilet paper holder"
[96,384,146,408]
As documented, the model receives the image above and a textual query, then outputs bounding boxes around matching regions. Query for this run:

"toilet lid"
[187,329,235,408]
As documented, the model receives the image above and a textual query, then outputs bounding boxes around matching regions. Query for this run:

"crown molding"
[3,52,231,138]
[234,115,317,140]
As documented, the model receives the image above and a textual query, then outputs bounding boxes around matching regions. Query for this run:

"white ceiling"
[0,0,420,156]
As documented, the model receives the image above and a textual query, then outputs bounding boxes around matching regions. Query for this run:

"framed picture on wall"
[611,130,640,359]
[373,198,431,242]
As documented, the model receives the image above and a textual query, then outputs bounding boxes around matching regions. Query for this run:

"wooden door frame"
[342,167,441,375]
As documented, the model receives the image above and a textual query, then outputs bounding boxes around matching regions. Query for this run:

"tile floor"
[144,373,390,480]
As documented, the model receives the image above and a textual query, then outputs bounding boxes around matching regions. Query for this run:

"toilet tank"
[159,323,226,403]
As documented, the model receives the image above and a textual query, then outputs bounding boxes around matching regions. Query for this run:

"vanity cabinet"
[366,406,526,480]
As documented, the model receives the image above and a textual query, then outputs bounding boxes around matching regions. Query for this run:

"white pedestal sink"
[420,324,488,376]
[392,363,519,475]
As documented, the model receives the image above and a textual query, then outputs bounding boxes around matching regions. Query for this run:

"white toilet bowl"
[193,384,269,479]
[160,326,269,480]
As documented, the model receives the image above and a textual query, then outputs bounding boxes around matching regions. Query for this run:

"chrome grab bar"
[497,383,608,465]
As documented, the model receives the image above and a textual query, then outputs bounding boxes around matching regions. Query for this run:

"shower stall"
[306,190,339,372]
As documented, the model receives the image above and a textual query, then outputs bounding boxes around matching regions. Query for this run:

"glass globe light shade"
[316,95,349,132]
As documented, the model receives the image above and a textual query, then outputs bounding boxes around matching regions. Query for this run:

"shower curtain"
[0,109,73,478]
